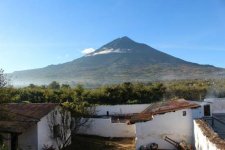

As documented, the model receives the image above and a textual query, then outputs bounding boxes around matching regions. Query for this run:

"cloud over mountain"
[9,36,225,87]
[82,48,95,54]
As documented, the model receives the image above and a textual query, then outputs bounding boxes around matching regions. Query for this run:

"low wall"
[95,104,150,116]
[194,119,225,150]
[78,118,135,137]
[135,109,198,149]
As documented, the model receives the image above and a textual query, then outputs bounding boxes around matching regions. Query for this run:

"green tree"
[74,84,85,101]
[48,81,60,90]
[61,84,71,89]
[0,69,10,146]
[0,69,7,88]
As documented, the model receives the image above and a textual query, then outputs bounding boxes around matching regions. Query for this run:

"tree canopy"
[0,69,7,88]
[1,79,225,104]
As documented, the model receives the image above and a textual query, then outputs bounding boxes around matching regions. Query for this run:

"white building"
[130,99,202,149]
[0,103,71,150]
[194,98,225,150]
[2,99,225,150]
[78,99,206,149]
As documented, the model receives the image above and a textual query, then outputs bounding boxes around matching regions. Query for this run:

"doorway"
[204,104,211,116]
[11,133,18,150]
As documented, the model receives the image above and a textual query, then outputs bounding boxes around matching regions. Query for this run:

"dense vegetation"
[0,82,164,104]
[1,79,225,104]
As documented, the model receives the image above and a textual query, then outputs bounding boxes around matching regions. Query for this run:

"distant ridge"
[9,36,225,87]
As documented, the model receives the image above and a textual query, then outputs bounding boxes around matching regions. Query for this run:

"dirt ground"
[64,134,135,150]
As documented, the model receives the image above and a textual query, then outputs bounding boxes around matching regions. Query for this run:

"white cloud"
[86,48,128,56]
[82,48,95,54]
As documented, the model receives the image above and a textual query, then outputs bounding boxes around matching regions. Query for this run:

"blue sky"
[1,0,225,73]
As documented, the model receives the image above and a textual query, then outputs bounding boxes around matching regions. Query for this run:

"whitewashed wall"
[18,125,38,150]
[78,118,136,137]
[193,101,209,117]
[95,104,150,116]
[194,120,218,150]
[204,98,225,114]
[37,107,71,150]
[38,114,55,150]
[135,108,202,150]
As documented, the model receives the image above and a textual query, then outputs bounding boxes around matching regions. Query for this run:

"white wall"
[204,98,225,114]
[135,108,202,150]
[192,103,205,118]
[37,107,71,150]
[95,104,150,116]
[194,120,218,150]
[38,114,54,150]
[78,118,136,137]
[78,104,146,138]
[18,125,38,150]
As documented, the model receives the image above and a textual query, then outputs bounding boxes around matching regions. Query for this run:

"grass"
[63,134,135,150]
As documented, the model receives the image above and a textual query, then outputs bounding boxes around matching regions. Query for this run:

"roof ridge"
[0,109,40,121]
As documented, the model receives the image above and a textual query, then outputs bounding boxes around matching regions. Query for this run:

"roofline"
[0,128,22,134]
[128,103,201,124]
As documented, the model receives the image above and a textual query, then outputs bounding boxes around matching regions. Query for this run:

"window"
[183,111,186,116]
[53,124,60,138]
[204,105,211,116]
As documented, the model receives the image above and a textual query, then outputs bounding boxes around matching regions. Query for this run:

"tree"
[74,84,85,100]
[61,84,70,89]
[28,84,37,88]
[46,85,95,149]
[63,84,95,133]
[63,100,95,134]
[0,69,7,88]
[47,107,71,150]
[48,81,60,90]
[0,69,10,103]
[47,102,95,150]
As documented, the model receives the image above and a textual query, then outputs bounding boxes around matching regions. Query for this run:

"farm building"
[130,99,202,149]
[0,103,71,150]
[2,98,225,150]
[79,99,221,149]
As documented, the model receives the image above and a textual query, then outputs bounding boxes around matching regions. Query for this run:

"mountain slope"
[9,36,225,86]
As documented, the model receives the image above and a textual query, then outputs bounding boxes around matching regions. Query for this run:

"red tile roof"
[0,103,59,133]
[129,99,200,124]
[142,99,200,114]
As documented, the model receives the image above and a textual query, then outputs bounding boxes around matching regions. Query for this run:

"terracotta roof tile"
[0,103,59,133]
[129,99,200,124]
[142,99,200,114]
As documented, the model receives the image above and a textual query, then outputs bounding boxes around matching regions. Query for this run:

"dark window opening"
[53,124,61,138]
[183,111,186,116]
[204,105,211,116]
